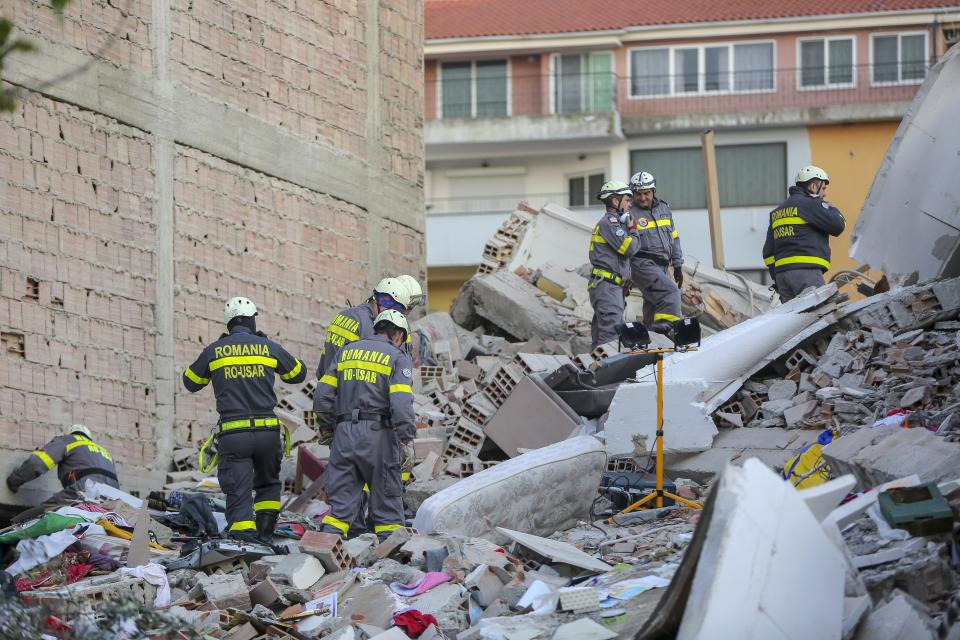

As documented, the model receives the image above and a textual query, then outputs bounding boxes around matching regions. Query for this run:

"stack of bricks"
[475,206,537,275]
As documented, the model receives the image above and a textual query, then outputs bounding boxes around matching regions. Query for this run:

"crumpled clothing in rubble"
[119,562,171,607]
[389,571,452,596]
[157,493,219,538]
[6,524,104,576]
[392,610,439,638]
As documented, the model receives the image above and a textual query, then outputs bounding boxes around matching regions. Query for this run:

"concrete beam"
[426,112,622,149]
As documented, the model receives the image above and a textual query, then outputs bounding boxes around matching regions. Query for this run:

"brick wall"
[0,93,158,465]
[0,0,424,487]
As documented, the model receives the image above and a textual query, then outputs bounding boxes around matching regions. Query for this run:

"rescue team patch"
[608,216,618,223]
[615,229,625,236]
[637,218,649,228]
[822,202,829,208]
[402,368,412,378]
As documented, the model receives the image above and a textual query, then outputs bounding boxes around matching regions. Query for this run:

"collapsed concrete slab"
[604,287,837,458]
[413,436,605,541]
[822,427,960,489]
[851,44,960,287]
[451,270,573,341]
[677,459,846,639]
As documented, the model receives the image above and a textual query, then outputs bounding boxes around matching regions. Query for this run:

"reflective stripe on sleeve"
[319,374,338,388]
[184,367,210,385]
[32,450,55,470]
[616,235,633,255]
[280,359,303,381]
[389,384,413,394]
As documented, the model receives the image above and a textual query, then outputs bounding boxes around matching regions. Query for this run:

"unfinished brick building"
[0,0,425,502]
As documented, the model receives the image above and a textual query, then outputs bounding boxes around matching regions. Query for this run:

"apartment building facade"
[423,0,960,311]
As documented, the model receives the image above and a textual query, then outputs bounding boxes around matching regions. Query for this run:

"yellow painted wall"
[807,121,900,276]
[426,265,477,314]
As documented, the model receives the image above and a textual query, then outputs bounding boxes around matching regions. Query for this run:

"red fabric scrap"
[15,571,52,592]
[67,563,94,584]
[393,610,439,638]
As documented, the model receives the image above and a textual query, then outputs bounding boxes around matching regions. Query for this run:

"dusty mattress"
[413,436,607,542]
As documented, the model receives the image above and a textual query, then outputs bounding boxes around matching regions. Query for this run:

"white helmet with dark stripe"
[629,171,656,192]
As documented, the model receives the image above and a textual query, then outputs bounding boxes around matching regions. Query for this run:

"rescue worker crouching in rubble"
[588,181,641,349]
[6,424,119,524]
[182,297,306,543]
[762,165,846,303]
[314,310,416,541]
[628,171,684,334]
[314,276,423,444]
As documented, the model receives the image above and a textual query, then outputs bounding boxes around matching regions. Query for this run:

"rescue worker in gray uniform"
[314,310,415,541]
[762,166,846,302]
[628,171,684,333]
[588,181,641,349]
[6,424,119,523]
[183,297,306,543]
[314,277,419,443]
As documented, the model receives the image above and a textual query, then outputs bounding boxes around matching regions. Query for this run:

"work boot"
[256,511,279,543]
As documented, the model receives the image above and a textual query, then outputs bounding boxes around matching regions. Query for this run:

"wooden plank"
[700,129,725,270]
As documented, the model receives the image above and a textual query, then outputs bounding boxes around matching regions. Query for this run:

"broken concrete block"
[249,577,282,608]
[298,530,353,573]
[677,459,846,640]
[760,398,794,419]
[799,474,856,522]
[197,573,251,610]
[483,376,581,457]
[854,591,936,640]
[451,271,572,341]
[270,553,325,590]
[415,437,446,461]
[826,427,960,488]
[606,379,715,457]
[767,380,798,401]
[666,428,820,483]
[223,622,259,640]
[821,427,899,482]
[414,436,605,540]
[784,400,818,428]
[412,451,441,482]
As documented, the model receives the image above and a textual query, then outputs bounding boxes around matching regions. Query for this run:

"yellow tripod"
[612,349,702,516]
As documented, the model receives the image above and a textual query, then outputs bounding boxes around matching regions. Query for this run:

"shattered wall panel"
[851,44,960,286]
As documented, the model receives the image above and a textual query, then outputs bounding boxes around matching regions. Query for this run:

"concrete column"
[365,0,385,284]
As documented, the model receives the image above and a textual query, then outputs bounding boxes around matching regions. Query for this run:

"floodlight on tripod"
[615,322,650,352]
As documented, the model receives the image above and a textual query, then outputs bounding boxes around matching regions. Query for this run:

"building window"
[440,60,508,118]
[629,41,774,98]
[630,143,786,210]
[568,173,605,208]
[871,32,928,84]
[799,37,855,88]
[552,53,614,114]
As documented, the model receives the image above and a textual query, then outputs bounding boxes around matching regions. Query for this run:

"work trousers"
[589,279,625,350]
[321,419,404,541]
[632,259,681,327]
[775,268,825,303]
[218,428,282,535]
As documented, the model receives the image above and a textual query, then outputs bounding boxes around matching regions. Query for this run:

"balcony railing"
[427,193,591,215]
[424,62,931,122]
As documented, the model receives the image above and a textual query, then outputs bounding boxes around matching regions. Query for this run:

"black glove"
[673,268,684,289]
[6,477,18,494]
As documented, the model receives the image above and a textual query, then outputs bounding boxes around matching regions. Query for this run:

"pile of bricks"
[475,205,537,275]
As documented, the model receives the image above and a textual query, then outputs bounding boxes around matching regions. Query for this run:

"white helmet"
[374,309,410,335]
[596,180,632,202]
[397,275,425,308]
[795,165,829,185]
[66,424,92,439]
[373,277,410,309]
[224,297,258,324]
[629,171,656,192]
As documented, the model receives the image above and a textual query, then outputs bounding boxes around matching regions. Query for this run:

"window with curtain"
[872,33,928,84]
[630,48,670,97]
[553,53,614,113]
[630,143,786,210]
[630,42,774,97]
[440,60,508,118]
[733,43,775,91]
[800,38,854,88]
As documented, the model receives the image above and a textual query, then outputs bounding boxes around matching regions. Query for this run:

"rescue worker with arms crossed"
[588,181,641,349]
[314,310,415,541]
[6,424,119,523]
[183,297,306,543]
[762,166,845,302]
[628,171,684,333]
